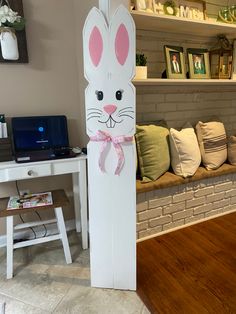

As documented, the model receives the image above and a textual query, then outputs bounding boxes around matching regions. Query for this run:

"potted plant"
[135,53,147,79]
[0,2,25,60]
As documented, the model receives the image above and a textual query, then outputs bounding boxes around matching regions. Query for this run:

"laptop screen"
[12,115,69,152]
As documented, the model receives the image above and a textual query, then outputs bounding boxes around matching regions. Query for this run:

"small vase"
[0,27,19,60]
[135,66,147,79]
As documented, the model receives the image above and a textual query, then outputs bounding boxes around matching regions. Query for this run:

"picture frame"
[187,48,210,79]
[135,0,154,13]
[164,45,186,79]
[231,39,236,80]
[178,0,207,21]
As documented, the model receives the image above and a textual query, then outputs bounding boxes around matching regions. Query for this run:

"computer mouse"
[72,147,82,154]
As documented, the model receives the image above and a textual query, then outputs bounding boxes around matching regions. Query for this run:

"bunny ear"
[115,23,129,66]
[109,5,136,80]
[83,7,108,82]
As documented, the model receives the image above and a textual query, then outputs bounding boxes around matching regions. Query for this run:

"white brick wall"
[135,24,236,239]
[136,174,236,240]
[136,30,236,135]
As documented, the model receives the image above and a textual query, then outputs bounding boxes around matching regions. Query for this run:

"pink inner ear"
[89,26,103,67]
[115,24,129,65]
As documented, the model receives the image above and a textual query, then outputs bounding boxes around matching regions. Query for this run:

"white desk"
[0,155,88,249]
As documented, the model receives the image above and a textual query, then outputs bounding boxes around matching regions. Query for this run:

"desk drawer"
[6,164,51,181]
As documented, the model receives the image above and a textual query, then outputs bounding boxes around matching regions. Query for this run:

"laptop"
[12,115,76,163]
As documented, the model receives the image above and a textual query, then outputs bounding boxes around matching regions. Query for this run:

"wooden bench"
[0,189,72,279]
[136,163,236,194]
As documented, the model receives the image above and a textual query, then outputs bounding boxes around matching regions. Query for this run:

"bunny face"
[83,5,136,137]
[85,78,135,137]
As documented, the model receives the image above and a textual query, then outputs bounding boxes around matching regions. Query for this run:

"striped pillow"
[196,121,227,170]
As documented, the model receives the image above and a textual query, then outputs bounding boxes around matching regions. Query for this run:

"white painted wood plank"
[54,207,72,264]
[99,0,128,21]
[131,10,236,38]
[0,302,5,314]
[6,216,13,279]
[78,159,88,249]
[14,219,57,230]
[72,171,81,233]
[112,144,136,290]
[13,234,61,249]
[88,143,136,289]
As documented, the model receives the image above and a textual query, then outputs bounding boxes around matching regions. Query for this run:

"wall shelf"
[131,11,236,38]
[133,79,236,86]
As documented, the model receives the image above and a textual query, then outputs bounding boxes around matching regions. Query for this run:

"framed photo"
[187,48,210,79]
[164,45,186,79]
[135,0,154,12]
[178,0,207,20]
[231,39,236,80]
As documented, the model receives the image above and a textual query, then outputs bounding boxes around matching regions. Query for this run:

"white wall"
[0,0,98,235]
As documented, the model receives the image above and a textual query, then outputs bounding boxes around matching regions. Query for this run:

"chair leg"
[54,207,72,264]
[6,216,14,279]
[0,301,6,314]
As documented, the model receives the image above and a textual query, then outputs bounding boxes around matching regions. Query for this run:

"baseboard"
[0,219,77,248]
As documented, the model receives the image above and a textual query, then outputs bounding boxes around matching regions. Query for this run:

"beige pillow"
[169,124,201,178]
[196,121,227,170]
[228,136,236,166]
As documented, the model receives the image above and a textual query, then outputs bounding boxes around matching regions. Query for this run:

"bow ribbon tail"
[113,142,125,176]
[98,140,109,173]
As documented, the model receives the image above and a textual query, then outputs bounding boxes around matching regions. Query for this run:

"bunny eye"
[95,90,104,101]
[116,89,123,101]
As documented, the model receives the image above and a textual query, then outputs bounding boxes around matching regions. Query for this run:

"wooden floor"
[137,213,236,314]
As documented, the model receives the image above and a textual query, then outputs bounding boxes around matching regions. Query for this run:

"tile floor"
[0,232,149,314]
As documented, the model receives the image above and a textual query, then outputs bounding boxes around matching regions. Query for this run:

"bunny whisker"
[88,108,103,112]
[87,112,102,117]
[119,107,133,113]
[87,115,102,121]
[118,114,134,119]
[118,110,134,115]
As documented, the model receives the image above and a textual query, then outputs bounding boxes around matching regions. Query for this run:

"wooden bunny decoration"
[83,4,136,290]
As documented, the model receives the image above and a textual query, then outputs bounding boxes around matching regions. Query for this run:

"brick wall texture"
[136,30,236,135]
[136,174,236,239]
[135,29,236,239]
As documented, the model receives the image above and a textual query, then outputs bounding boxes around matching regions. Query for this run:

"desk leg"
[6,216,13,279]
[72,172,81,233]
[72,160,88,249]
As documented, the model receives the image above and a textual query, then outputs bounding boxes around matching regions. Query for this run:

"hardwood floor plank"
[138,242,208,314]
[137,213,236,314]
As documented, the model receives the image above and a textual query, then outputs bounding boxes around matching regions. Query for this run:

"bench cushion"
[136,163,236,193]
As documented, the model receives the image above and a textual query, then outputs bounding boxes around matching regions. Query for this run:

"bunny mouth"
[99,116,121,128]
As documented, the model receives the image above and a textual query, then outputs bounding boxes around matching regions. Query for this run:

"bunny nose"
[103,104,117,115]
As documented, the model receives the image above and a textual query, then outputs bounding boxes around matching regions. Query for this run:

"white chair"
[0,189,72,279]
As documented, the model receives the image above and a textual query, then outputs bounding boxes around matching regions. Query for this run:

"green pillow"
[135,122,170,182]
